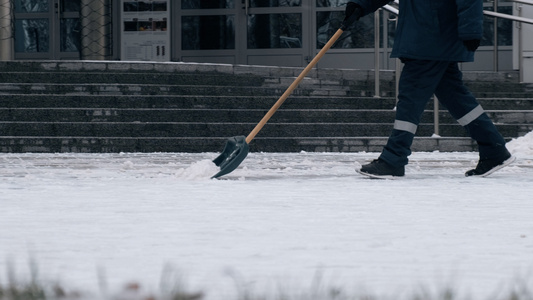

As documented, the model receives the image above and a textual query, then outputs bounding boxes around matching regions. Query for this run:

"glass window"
[181,0,234,9]
[182,15,235,50]
[15,19,50,52]
[61,0,81,12]
[482,6,513,46]
[61,18,81,52]
[153,2,168,11]
[248,13,302,49]
[250,0,301,7]
[123,1,139,11]
[15,0,49,13]
[316,0,350,7]
[316,11,375,48]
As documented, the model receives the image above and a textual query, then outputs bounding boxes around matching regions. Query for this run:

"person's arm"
[456,0,484,51]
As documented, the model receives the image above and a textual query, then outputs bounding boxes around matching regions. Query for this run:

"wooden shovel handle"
[245,28,345,144]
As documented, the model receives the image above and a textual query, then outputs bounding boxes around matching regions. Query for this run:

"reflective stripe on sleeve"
[394,120,418,134]
[457,105,484,126]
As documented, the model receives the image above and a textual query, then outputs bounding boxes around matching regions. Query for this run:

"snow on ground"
[1,133,533,300]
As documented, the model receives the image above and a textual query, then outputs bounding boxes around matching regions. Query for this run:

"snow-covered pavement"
[1,133,533,300]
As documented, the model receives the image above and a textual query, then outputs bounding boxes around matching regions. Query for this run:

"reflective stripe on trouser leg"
[457,105,484,126]
[380,121,417,167]
[463,113,508,160]
[394,120,418,134]
[449,102,506,160]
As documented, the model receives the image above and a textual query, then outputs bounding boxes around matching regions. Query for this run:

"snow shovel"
[212,19,356,179]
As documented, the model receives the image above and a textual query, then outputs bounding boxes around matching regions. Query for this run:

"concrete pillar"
[0,0,14,61]
[522,4,533,83]
[81,0,111,60]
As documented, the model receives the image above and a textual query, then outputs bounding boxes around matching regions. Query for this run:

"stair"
[0,60,532,153]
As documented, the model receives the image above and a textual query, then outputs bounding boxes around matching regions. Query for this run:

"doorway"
[14,0,81,59]
[177,0,308,67]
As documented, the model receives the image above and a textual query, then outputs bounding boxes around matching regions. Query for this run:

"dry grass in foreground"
[1,263,532,300]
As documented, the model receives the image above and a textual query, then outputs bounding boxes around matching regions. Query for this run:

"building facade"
[0,0,525,72]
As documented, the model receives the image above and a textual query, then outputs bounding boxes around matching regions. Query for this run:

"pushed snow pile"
[507,131,533,156]
[175,159,219,180]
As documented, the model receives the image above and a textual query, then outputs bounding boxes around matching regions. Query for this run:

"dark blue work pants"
[379,60,508,167]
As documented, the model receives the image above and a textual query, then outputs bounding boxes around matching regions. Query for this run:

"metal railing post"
[434,96,440,136]
[374,10,380,98]
[517,2,524,82]
[395,58,401,104]
[494,0,499,71]
[382,3,399,101]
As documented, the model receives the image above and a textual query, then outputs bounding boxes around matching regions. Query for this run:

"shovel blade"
[212,135,249,179]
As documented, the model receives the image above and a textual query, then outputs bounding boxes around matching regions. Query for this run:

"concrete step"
[1,80,530,98]
[0,136,479,153]
[2,94,533,110]
[0,94,398,109]
[0,108,399,123]
[1,108,532,125]
[0,71,267,86]
[0,83,353,97]
[1,121,530,139]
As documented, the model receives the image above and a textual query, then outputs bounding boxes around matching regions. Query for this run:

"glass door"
[177,0,308,67]
[58,0,81,59]
[14,0,81,59]
[178,0,238,64]
[243,0,307,67]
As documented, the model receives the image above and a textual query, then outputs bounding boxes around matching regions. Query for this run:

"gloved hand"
[463,39,481,52]
[342,2,363,30]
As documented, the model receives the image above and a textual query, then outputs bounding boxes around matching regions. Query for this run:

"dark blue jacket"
[349,0,484,62]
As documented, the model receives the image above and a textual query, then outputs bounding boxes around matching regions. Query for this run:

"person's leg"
[379,60,449,166]
[434,62,514,176]
[359,60,449,178]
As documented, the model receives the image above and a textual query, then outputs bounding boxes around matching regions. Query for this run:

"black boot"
[358,159,405,179]
[465,152,515,177]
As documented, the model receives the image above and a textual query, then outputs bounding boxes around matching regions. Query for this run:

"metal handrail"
[484,8,533,24]
[512,0,533,5]
[373,5,398,97]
